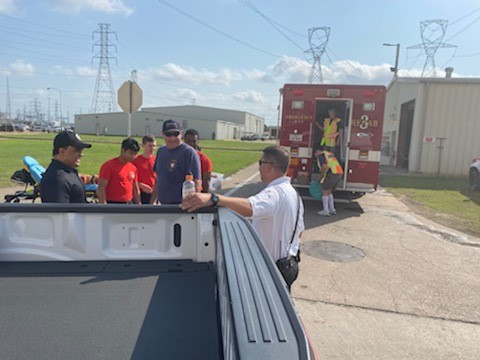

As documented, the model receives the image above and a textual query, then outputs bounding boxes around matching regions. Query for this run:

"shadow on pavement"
[303,198,364,231]
[224,180,364,231]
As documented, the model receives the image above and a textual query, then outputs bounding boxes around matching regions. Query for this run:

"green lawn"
[0,133,263,187]
[380,175,480,237]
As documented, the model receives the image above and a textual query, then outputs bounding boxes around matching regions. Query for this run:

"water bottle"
[182,174,195,199]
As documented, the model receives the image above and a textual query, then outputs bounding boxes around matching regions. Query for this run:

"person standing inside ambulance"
[316,108,342,157]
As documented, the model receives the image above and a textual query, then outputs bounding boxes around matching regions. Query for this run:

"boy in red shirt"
[97,138,141,204]
[184,129,213,193]
[132,135,157,204]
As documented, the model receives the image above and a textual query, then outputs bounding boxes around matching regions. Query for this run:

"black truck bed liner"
[0,260,221,360]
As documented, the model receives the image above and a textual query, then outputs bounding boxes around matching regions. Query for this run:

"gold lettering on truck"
[285,114,313,122]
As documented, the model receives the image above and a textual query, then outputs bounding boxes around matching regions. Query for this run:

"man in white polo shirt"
[181,145,304,292]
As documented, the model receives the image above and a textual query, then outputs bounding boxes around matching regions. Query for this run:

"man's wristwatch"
[210,193,219,207]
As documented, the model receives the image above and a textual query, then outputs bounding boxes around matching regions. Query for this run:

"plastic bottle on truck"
[182,174,195,199]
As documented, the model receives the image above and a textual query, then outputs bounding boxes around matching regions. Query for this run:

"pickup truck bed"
[0,260,220,359]
[0,204,314,359]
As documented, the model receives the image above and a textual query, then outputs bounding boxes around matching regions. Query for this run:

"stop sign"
[118,81,142,113]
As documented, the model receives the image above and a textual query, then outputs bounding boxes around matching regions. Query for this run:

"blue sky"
[1,0,480,125]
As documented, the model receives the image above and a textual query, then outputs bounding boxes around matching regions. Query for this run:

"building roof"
[142,104,263,119]
[387,76,480,91]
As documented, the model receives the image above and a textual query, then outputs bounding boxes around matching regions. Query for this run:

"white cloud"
[244,69,275,83]
[0,0,16,14]
[148,63,242,86]
[10,60,35,76]
[0,67,12,76]
[269,56,311,83]
[49,65,73,76]
[35,88,48,97]
[322,60,392,84]
[267,56,409,84]
[174,88,200,100]
[76,66,97,77]
[48,0,133,16]
[232,90,266,103]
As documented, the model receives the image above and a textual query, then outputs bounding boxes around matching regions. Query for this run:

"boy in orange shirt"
[97,138,141,204]
[184,129,213,193]
[132,135,157,204]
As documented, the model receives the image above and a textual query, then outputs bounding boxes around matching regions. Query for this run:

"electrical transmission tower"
[305,27,330,83]
[30,98,42,122]
[407,20,456,77]
[5,76,12,120]
[91,23,118,113]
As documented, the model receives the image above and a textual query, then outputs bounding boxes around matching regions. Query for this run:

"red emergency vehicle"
[279,83,386,198]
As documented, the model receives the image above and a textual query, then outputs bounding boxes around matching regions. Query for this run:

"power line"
[0,37,89,52]
[157,0,281,58]
[453,51,480,58]
[0,14,89,38]
[238,0,305,52]
[450,7,480,26]
[0,44,90,63]
[0,28,88,50]
[445,15,480,42]
[0,24,88,40]
[325,47,358,71]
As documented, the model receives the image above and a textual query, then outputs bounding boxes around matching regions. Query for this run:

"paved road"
[221,164,480,359]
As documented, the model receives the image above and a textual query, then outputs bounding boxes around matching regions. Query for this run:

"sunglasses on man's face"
[258,160,275,166]
[165,131,180,137]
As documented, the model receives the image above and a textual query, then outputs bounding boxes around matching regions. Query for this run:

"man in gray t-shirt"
[150,120,201,204]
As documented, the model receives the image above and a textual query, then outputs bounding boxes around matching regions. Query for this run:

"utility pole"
[5,76,11,120]
[47,87,62,127]
[408,20,456,77]
[47,97,51,122]
[383,43,400,78]
[54,100,59,124]
[91,23,118,113]
[305,27,330,83]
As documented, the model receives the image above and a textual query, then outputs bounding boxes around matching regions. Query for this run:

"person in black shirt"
[40,130,92,203]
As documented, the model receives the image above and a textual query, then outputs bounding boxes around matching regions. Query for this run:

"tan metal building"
[74,105,264,141]
[382,77,480,176]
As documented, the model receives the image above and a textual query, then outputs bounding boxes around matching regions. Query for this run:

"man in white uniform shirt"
[181,145,304,291]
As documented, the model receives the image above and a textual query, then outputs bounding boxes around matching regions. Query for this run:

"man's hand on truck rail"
[180,193,213,211]
[181,193,254,217]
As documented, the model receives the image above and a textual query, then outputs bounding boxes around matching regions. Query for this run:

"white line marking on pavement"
[224,171,260,196]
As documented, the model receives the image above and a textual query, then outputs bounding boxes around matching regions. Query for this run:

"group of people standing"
[38,112,344,292]
[40,119,212,206]
[39,123,304,291]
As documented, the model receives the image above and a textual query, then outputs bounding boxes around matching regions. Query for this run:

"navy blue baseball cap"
[162,119,180,133]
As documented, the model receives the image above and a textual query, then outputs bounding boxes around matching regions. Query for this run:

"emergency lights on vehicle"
[326,89,340,97]
[362,103,375,111]
[291,101,304,109]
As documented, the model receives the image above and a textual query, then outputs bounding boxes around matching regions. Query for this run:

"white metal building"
[382,76,480,176]
[74,105,264,141]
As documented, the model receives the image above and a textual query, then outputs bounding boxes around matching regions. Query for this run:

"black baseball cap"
[54,130,92,151]
[162,119,180,133]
